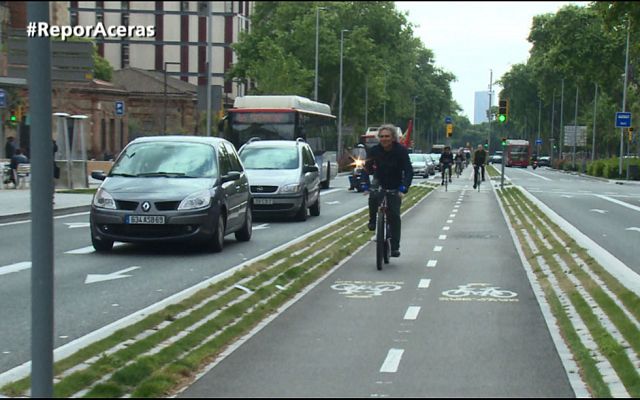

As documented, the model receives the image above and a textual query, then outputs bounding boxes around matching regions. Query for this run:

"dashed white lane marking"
[438,235,447,240]
[380,348,404,373]
[418,279,431,288]
[449,214,456,218]
[66,243,125,254]
[595,194,640,212]
[442,226,450,231]
[446,219,453,223]
[427,260,437,267]
[403,306,421,320]
[433,246,443,252]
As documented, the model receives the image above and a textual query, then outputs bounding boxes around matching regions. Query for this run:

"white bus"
[222,95,338,188]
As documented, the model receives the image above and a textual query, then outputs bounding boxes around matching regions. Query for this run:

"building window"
[180,1,189,12]
[121,44,130,68]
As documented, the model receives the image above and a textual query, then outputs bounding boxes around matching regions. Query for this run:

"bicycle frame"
[374,188,397,270]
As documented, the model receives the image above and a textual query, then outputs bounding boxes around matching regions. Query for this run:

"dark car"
[90,136,252,252]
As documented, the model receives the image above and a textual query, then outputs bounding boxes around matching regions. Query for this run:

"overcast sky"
[395,1,589,121]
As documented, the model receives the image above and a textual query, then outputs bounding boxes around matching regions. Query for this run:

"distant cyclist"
[363,124,413,258]
[454,148,465,175]
[473,144,487,189]
[438,146,454,185]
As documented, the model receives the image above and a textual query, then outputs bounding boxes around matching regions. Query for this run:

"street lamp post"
[619,18,631,176]
[314,7,327,101]
[338,29,348,165]
[163,61,181,135]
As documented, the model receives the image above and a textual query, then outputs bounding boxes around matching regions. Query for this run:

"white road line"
[442,226,450,231]
[433,246,443,252]
[449,214,456,218]
[446,219,453,223]
[418,279,431,288]
[438,235,447,240]
[0,262,31,276]
[427,260,437,267]
[380,348,404,373]
[66,243,125,254]
[594,194,640,213]
[403,306,421,320]
[320,188,342,196]
[521,170,552,181]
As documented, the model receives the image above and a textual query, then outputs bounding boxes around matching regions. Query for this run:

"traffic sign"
[445,116,452,124]
[615,112,631,128]
[535,138,542,145]
[0,89,6,108]
[115,100,125,116]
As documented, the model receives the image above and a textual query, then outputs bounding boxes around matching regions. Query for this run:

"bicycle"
[455,161,463,178]
[373,188,397,271]
[441,164,451,192]
[473,164,482,192]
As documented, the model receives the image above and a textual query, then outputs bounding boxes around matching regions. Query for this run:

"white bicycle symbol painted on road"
[441,283,517,299]
[331,282,402,297]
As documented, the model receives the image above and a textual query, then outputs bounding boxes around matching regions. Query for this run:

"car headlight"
[279,183,302,194]
[178,189,212,210]
[93,188,116,210]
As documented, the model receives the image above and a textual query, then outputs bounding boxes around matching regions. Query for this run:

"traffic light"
[498,99,508,123]
[446,124,453,137]
[8,108,17,125]
[483,141,488,150]
[501,137,508,146]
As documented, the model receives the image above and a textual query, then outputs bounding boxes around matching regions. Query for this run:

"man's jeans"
[368,190,402,251]
[474,164,485,186]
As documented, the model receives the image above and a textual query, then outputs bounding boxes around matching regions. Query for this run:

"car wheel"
[91,232,113,252]
[235,202,252,242]
[295,193,308,222]
[210,213,225,252]
[309,194,320,216]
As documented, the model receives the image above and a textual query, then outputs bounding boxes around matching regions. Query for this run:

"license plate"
[126,215,165,224]
[254,198,274,205]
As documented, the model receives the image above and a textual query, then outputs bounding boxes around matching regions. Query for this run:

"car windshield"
[409,154,425,162]
[110,142,218,178]
[240,146,300,170]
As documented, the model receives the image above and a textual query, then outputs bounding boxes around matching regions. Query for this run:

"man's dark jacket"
[365,142,413,190]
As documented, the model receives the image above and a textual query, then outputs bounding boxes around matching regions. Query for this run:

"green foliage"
[229,1,457,151]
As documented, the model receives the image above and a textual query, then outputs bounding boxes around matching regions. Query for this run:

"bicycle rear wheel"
[383,221,390,264]
[376,211,385,270]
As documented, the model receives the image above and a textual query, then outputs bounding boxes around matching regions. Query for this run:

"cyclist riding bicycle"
[363,124,413,258]
[438,146,454,185]
[454,148,465,175]
[473,144,487,189]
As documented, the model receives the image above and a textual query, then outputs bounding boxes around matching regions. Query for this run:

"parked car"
[409,153,429,178]
[538,156,551,167]
[430,153,443,171]
[238,138,321,221]
[90,136,252,252]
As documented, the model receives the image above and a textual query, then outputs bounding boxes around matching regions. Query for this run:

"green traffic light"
[10,115,16,122]
[498,114,506,123]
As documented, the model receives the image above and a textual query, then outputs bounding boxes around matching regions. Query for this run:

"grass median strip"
[498,186,640,397]
[1,186,431,398]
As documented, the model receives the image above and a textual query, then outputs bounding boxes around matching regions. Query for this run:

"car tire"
[309,194,320,216]
[235,202,252,242]
[210,213,225,252]
[91,233,113,252]
[295,193,308,222]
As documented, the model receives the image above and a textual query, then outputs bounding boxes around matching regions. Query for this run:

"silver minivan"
[238,139,321,221]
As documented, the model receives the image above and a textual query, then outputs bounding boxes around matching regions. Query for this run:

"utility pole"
[572,86,578,170]
[559,79,565,162]
[550,88,555,161]
[592,83,598,162]
[488,69,493,152]
[619,17,630,176]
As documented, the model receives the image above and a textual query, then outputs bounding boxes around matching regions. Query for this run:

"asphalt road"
[0,174,388,375]
[500,165,640,274]
[180,170,575,397]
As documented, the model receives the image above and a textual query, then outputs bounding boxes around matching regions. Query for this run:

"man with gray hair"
[363,124,413,258]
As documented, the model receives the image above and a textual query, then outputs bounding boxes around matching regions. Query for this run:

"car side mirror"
[303,165,319,173]
[222,171,241,182]
[91,170,107,181]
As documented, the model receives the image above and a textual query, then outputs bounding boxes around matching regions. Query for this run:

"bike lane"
[179,180,577,397]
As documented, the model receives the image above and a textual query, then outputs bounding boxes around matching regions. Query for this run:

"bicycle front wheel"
[376,211,384,271]
[383,222,390,264]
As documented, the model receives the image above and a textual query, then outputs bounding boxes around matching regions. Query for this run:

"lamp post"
[619,18,630,176]
[413,96,417,148]
[338,29,348,165]
[314,7,327,101]
[164,61,181,135]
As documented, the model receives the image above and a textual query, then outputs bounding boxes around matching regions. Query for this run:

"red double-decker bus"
[505,139,531,167]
